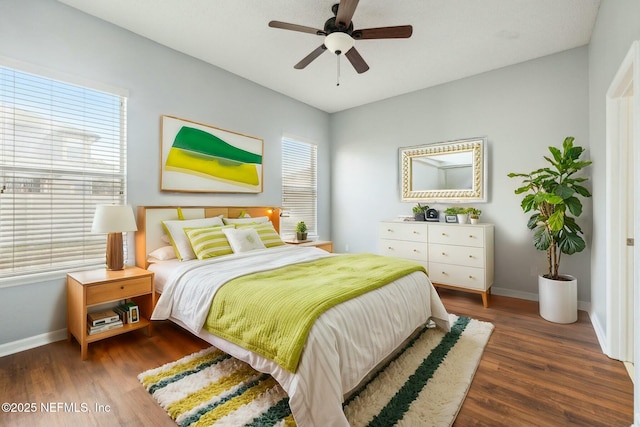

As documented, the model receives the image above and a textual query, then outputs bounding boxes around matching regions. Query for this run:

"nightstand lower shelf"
[84,318,152,344]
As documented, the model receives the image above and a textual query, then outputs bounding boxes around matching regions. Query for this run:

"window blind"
[281,138,317,239]
[0,66,127,279]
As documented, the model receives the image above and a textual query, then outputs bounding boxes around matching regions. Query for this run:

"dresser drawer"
[428,224,484,247]
[379,222,428,243]
[429,244,485,268]
[86,277,152,305]
[428,262,487,290]
[379,238,427,262]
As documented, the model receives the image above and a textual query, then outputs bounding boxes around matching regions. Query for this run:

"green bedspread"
[203,253,426,372]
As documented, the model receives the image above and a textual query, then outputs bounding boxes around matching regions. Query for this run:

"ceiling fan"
[268,0,413,75]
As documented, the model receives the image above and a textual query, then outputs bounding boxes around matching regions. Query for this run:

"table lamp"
[91,205,138,270]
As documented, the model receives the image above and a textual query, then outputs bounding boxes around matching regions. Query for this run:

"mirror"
[400,137,486,202]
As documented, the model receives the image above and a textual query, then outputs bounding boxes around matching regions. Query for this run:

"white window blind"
[0,66,127,279]
[281,137,317,239]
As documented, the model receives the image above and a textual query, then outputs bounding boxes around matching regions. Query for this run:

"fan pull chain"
[336,54,341,86]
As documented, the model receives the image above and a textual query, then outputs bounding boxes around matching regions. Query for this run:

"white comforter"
[150,245,450,427]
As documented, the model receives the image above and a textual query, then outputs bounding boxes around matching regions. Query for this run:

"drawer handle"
[468,255,473,258]
[441,271,447,275]
[387,246,394,250]
[468,275,474,279]
[441,232,446,236]
[441,252,446,256]
[469,235,474,238]
[120,285,125,290]
[413,230,418,234]
[387,228,393,232]
[413,249,419,253]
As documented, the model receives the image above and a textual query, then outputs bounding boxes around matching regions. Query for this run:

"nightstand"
[67,266,155,360]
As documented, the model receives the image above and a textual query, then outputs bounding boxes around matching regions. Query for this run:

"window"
[0,65,128,280]
[281,137,317,239]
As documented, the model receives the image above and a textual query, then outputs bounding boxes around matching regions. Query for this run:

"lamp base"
[106,232,125,271]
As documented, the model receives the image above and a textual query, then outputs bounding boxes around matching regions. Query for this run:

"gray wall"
[587,0,640,336]
[0,0,330,346]
[330,46,591,301]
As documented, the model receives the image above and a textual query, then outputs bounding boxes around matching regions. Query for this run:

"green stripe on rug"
[138,315,493,427]
[367,316,470,427]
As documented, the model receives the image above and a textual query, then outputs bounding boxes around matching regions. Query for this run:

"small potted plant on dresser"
[468,208,482,224]
[412,203,429,221]
[508,136,592,323]
[296,221,308,241]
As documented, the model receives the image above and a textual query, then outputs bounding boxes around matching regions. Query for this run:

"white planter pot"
[456,214,468,224]
[538,274,577,323]
[469,217,479,224]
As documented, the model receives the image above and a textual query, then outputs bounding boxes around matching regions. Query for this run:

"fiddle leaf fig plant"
[508,136,592,280]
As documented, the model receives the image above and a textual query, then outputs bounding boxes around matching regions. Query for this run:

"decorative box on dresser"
[378,221,494,307]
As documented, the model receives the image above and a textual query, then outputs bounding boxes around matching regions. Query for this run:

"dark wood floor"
[0,290,633,427]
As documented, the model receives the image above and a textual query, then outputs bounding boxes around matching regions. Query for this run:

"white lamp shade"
[324,32,354,55]
[91,205,138,233]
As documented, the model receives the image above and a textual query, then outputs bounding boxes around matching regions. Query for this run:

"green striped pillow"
[184,225,235,260]
[238,222,285,248]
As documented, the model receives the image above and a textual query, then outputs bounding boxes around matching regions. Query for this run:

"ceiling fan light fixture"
[324,32,354,55]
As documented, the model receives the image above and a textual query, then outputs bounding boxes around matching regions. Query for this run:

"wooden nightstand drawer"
[86,277,152,305]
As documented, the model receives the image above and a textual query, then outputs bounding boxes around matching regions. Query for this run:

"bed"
[135,206,450,427]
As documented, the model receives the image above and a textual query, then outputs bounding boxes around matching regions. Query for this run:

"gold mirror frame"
[400,137,487,202]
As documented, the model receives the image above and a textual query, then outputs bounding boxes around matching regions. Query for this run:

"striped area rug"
[138,315,493,427]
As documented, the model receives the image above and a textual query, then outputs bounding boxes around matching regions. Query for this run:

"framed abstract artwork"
[160,116,264,193]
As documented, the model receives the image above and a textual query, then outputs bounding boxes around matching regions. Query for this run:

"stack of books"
[87,309,123,335]
[114,301,139,324]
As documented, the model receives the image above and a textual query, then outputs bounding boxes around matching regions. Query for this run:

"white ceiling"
[58,0,600,113]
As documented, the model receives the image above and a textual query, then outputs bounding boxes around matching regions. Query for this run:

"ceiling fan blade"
[336,0,359,29]
[269,20,325,36]
[352,25,413,40]
[345,47,369,74]
[294,45,328,69]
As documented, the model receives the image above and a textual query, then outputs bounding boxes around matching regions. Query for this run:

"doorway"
[605,40,640,426]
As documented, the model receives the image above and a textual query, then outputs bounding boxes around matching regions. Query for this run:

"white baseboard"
[491,286,538,301]
[0,290,600,359]
[589,309,609,355]
[0,328,67,358]
[491,286,591,312]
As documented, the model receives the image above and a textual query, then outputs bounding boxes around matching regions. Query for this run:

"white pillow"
[162,216,225,261]
[222,227,266,253]
[238,222,285,248]
[147,245,177,262]
[222,216,270,225]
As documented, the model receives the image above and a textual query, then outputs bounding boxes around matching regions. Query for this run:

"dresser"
[378,221,494,307]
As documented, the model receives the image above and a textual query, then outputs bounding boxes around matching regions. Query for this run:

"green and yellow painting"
[161,116,263,193]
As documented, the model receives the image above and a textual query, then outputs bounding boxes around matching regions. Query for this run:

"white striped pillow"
[184,225,235,260]
[238,222,285,248]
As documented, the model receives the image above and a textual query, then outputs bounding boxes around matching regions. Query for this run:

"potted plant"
[468,208,482,224]
[296,221,308,241]
[508,136,592,323]
[412,203,429,221]
[444,207,468,224]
